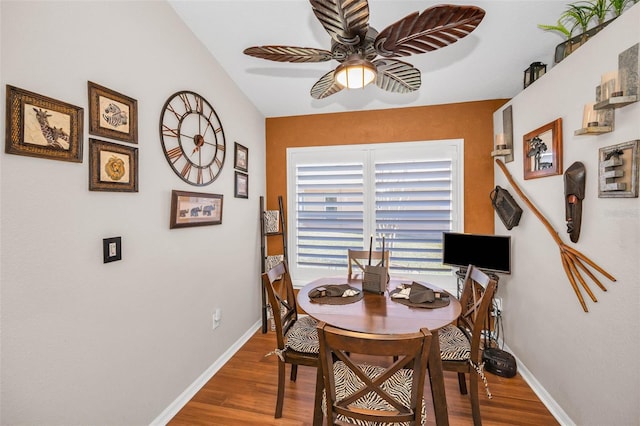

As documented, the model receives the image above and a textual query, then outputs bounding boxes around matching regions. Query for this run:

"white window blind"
[287,140,463,288]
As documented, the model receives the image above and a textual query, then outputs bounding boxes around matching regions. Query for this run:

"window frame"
[286,139,464,293]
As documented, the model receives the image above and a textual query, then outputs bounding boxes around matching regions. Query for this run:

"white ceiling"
[169,0,572,118]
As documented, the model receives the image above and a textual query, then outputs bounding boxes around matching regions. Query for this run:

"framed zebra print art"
[88,81,138,144]
[5,85,83,162]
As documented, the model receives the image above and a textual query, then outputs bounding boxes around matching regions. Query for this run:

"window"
[287,140,463,291]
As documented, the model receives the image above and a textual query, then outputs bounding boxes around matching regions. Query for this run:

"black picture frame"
[234,142,248,172]
[235,171,248,198]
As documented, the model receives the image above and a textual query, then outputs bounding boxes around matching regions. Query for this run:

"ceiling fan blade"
[243,46,333,63]
[310,70,344,99]
[310,0,370,47]
[373,59,421,93]
[374,5,485,57]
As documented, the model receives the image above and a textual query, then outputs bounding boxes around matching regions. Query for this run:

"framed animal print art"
[89,138,138,192]
[170,190,223,229]
[5,85,84,162]
[88,81,138,144]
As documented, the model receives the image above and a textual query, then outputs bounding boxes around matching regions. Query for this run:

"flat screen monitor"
[442,232,511,274]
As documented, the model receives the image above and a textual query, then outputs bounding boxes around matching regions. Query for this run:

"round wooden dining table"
[297,275,461,426]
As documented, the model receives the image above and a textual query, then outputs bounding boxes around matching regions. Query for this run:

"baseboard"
[150,320,262,425]
[502,343,575,426]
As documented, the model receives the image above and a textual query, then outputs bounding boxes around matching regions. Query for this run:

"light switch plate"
[103,236,122,263]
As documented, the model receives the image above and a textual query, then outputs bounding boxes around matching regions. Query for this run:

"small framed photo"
[170,190,223,229]
[88,81,138,144]
[234,142,248,172]
[89,138,138,192]
[523,118,563,180]
[235,171,249,198]
[5,85,83,162]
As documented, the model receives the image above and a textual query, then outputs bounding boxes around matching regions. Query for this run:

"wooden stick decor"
[495,159,616,312]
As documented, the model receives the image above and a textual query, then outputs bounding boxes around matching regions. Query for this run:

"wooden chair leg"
[458,372,468,394]
[312,367,324,426]
[275,361,286,418]
[290,364,298,381]
[469,370,482,426]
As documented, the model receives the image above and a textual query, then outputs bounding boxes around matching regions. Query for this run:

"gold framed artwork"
[88,81,138,144]
[235,171,249,198]
[234,142,248,172]
[5,85,83,162]
[523,118,563,180]
[89,138,138,192]
[170,190,223,229]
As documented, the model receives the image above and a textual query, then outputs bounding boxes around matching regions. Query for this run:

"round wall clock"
[159,90,226,186]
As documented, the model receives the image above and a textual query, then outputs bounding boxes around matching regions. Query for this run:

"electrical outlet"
[212,308,221,330]
[493,297,503,316]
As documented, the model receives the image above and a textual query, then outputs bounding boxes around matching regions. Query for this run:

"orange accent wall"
[265,99,508,254]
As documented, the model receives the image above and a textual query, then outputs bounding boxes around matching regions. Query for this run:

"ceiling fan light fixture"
[334,56,377,89]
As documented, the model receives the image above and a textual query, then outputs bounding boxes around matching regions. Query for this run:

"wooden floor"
[169,328,559,426]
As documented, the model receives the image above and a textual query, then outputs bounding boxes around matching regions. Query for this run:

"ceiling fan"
[243,0,485,99]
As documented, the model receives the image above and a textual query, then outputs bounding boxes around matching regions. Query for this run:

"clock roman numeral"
[181,162,192,178]
[165,103,182,121]
[179,93,193,112]
[216,143,225,152]
[196,168,203,185]
[166,146,183,163]
[162,124,179,138]
[194,96,203,114]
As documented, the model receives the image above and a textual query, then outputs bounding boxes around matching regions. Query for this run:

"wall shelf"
[594,95,638,110]
[574,126,612,136]
[491,148,513,157]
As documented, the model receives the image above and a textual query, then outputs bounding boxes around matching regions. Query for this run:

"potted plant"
[539,0,637,63]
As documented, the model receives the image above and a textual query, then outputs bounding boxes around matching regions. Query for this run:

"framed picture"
[5,85,83,162]
[523,118,563,180]
[234,142,248,172]
[170,190,223,229]
[598,140,639,198]
[235,171,249,198]
[88,81,138,144]
[89,138,138,192]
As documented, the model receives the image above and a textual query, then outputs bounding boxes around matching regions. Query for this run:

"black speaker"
[482,348,517,378]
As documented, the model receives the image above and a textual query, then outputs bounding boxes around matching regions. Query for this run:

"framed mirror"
[523,118,563,180]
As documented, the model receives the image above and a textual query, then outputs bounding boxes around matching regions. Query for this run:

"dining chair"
[317,321,432,425]
[262,261,323,425]
[438,264,497,426]
[347,249,390,279]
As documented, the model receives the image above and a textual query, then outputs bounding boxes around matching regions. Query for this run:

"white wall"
[0,1,265,424]
[494,5,640,425]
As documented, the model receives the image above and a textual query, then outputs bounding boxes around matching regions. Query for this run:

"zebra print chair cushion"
[322,361,427,425]
[438,324,471,361]
[285,315,319,353]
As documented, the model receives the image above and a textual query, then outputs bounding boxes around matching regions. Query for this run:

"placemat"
[389,282,451,309]
[308,284,364,305]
